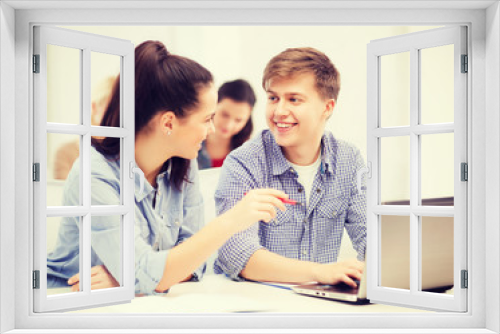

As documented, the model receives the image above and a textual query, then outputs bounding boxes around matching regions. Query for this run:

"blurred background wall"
[46,25,453,203]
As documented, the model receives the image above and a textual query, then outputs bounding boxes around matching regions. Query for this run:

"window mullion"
[89,126,128,138]
[366,49,380,298]
[46,206,129,217]
[81,47,91,294]
[409,47,420,295]
[372,205,454,216]
[373,124,454,138]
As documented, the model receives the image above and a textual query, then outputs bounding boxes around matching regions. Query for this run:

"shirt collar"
[320,132,338,176]
[134,163,171,202]
[266,131,294,176]
[266,130,337,176]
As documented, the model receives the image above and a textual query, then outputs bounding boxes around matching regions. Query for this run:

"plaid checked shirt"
[214,130,367,280]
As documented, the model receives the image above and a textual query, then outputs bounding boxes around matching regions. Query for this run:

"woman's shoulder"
[89,146,121,181]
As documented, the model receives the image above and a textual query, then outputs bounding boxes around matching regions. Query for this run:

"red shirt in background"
[211,157,225,168]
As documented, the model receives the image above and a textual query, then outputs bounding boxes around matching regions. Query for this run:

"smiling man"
[214,47,367,286]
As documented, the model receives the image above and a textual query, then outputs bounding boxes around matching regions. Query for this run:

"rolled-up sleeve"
[345,148,367,261]
[88,172,123,285]
[134,212,170,294]
[213,155,264,280]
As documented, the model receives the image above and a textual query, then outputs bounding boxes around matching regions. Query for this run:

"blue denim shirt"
[214,130,367,280]
[197,141,212,170]
[47,146,206,294]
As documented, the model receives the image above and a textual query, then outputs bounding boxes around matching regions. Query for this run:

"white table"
[68,274,432,314]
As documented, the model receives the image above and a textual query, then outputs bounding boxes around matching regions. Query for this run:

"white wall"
[51,25,457,204]
[60,25,438,156]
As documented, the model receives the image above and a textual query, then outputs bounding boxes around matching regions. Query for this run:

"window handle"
[130,161,144,195]
[356,162,372,193]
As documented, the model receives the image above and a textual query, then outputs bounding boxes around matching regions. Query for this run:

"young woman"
[46,41,287,294]
[197,79,255,169]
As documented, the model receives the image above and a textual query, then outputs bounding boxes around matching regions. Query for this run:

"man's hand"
[68,265,119,292]
[311,259,364,287]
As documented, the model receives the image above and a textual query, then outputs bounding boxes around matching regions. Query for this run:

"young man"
[214,47,366,287]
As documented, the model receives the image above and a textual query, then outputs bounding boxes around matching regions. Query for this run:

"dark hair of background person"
[92,40,213,190]
[217,79,256,150]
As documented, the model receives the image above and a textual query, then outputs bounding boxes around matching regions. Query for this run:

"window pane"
[380,215,410,290]
[380,52,410,128]
[46,44,81,124]
[91,52,119,127]
[47,216,81,296]
[91,137,122,205]
[47,133,80,206]
[421,216,454,295]
[91,215,122,290]
[421,133,454,206]
[420,44,454,125]
[381,136,410,205]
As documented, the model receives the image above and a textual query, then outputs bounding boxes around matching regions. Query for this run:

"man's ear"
[324,99,336,119]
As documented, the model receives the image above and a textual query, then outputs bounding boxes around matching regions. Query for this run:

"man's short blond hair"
[262,47,340,101]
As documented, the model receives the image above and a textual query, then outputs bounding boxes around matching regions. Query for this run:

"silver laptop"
[292,266,367,303]
[292,207,454,302]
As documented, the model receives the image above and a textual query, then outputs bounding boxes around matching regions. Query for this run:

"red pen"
[280,198,302,206]
[244,192,303,206]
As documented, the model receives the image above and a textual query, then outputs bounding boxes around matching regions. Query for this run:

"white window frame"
[32,26,136,312]
[0,1,498,333]
[366,26,468,312]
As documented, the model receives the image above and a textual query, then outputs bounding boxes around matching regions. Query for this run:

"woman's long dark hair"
[217,79,255,150]
[92,41,213,190]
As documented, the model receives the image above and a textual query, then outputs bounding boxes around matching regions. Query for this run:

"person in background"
[46,40,287,295]
[197,79,255,169]
[214,47,366,286]
[53,76,115,180]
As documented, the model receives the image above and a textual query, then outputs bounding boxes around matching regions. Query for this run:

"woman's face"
[173,85,217,159]
[213,98,252,140]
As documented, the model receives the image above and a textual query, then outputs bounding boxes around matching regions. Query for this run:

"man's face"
[265,73,334,161]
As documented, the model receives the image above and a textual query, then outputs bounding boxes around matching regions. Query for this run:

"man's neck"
[282,144,321,166]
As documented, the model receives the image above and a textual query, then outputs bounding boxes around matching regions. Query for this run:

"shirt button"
[175,221,181,226]
[316,188,321,193]
[302,250,307,256]
[332,210,337,217]
[303,218,308,223]
[298,188,303,193]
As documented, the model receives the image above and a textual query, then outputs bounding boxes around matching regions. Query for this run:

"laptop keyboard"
[317,280,360,291]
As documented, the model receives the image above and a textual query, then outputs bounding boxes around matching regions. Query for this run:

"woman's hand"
[68,265,120,292]
[311,259,364,287]
[222,188,288,234]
